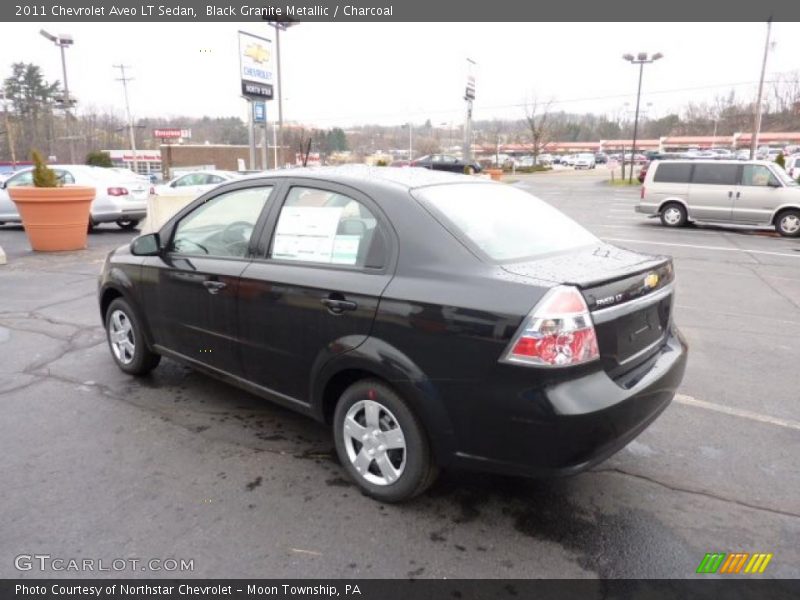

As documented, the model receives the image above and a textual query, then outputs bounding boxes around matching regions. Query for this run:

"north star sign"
[238,31,274,100]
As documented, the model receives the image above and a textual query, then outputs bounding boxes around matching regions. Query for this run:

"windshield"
[774,166,799,186]
[414,183,598,262]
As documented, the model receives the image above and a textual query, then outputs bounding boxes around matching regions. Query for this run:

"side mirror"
[170,181,178,188]
[130,233,161,256]
[768,180,781,188]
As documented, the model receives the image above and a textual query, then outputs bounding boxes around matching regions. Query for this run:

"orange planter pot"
[9,186,95,252]
[485,168,504,181]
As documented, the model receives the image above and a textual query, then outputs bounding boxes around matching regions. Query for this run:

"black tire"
[660,202,688,228]
[87,219,95,233]
[775,208,800,237]
[104,297,161,376]
[464,165,475,175]
[116,218,140,231]
[333,379,438,503]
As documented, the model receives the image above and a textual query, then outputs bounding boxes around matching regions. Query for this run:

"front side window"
[270,186,384,268]
[171,186,272,258]
[7,171,33,187]
[174,174,203,187]
[415,183,598,262]
[741,165,780,187]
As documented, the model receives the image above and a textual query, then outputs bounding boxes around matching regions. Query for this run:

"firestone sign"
[239,31,274,101]
[153,128,191,139]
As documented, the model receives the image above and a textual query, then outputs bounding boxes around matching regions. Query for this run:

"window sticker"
[273,206,343,263]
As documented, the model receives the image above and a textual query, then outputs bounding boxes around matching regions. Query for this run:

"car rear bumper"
[448,326,688,478]
[91,206,147,223]
[635,203,658,215]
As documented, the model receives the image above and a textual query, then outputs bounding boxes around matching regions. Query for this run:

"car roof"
[237,164,491,191]
[652,159,777,166]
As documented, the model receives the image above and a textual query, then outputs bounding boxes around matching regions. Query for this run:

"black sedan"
[98,166,687,502]
[410,154,482,174]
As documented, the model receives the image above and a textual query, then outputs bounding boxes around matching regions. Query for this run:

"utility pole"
[464,58,476,163]
[114,64,138,173]
[1,87,16,166]
[750,18,773,160]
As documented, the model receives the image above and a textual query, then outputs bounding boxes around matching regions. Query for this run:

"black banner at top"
[1,0,799,22]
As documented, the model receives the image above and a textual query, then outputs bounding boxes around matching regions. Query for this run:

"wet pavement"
[1,177,798,579]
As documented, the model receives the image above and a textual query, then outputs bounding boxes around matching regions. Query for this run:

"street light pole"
[622,52,663,183]
[41,30,75,163]
[408,123,413,160]
[750,18,773,160]
[113,64,138,173]
[266,20,298,168]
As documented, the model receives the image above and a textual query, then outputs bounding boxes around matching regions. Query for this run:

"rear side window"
[270,186,386,268]
[415,183,598,262]
[691,164,739,186]
[653,163,692,183]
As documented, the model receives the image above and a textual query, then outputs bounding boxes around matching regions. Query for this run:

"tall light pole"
[407,123,413,160]
[464,58,476,162]
[266,20,298,168]
[113,64,138,173]
[750,18,773,160]
[622,52,663,183]
[40,29,75,163]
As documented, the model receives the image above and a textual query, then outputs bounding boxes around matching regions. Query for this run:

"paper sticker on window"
[331,235,361,265]
[273,206,343,262]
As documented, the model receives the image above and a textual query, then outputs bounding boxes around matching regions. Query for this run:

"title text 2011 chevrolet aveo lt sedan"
[99,166,687,502]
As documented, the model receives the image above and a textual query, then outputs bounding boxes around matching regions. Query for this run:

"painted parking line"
[675,394,800,432]
[601,237,800,259]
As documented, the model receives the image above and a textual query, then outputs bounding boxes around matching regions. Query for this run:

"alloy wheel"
[780,214,800,235]
[108,309,135,365]
[663,207,682,225]
[342,400,406,486]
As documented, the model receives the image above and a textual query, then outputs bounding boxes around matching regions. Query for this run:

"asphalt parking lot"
[1,169,798,579]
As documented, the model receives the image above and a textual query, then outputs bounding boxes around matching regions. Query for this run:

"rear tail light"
[107,187,129,196]
[500,286,599,367]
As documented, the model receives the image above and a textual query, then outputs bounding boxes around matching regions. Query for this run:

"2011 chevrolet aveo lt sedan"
[98,166,687,502]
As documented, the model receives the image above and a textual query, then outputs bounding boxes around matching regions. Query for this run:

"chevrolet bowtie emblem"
[244,44,270,64]
[644,272,660,289]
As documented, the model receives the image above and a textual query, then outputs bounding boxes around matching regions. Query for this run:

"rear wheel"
[116,218,140,231]
[464,165,475,175]
[333,379,438,502]
[775,209,800,237]
[660,202,687,228]
[105,298,160,376]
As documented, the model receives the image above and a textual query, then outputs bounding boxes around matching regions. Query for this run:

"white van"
[637,160,800,237]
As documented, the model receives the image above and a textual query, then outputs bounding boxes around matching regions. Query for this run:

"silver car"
[637,160,800,237]
[0,165,148,230]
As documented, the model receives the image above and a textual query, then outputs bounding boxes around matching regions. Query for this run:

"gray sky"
[1,22,798,128]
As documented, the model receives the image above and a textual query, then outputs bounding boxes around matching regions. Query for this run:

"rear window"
[691,163,739,186]
[414,183,598,262]
[653,163,692,183]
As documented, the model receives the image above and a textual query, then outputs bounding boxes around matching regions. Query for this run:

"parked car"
[99,166,687,502]
[594,153,608,164]
[784,155,800,180]
[561,154,576,166]
[389,160,410,168]
[410,154,482,174]
[0,165,148,230]
[154,170,241,198]
[537,154,553,166]
[637,160,800,236]
[573,153,596,169]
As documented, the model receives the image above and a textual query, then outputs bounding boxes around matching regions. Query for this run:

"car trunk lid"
[502,244,674,377]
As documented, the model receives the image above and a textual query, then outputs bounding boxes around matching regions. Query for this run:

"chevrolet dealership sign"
[238,31,274,100]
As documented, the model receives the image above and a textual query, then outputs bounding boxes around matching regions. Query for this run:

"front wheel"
[775,209,800,237]
[333,379,438,502]
[116,218,140,231]
[105,298,161,376]
[660,202,688,228]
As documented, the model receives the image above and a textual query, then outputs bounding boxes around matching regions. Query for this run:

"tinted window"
[653,163,693,183]
[416,183,598,262]
[171,186,272,258]
[691,164,739,186]
[271,187,385,268]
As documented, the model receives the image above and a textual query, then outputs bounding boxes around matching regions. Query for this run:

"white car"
[0,165,149,230]
[560,155,576,166]
[784,155,800,180]
[154,170,240,198]
[573,153,596,169]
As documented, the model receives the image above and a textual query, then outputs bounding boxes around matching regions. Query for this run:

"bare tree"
[523,95,554,162]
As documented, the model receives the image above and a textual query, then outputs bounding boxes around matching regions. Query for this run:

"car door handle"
[202,280,227,294]
[321,297,358,313]
[736,191,741,199]
[728,191,733,198]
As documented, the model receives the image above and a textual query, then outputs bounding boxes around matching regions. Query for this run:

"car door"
[236,180,396,404]
[687,163,739,222]
[139,184,276,376]
[734,164,787,224]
